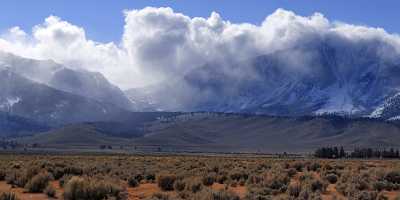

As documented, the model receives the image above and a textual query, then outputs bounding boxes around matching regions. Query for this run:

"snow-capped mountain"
[0,68,134,124]
[126,39,400,118]
[0,52,134,111]
[3,35,400,121]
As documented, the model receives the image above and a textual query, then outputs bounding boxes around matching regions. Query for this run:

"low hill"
[22,124,130,147]
[133,114,400,153]
[19,113,400,153]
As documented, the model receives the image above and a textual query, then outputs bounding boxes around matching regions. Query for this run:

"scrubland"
[0,154,400,200]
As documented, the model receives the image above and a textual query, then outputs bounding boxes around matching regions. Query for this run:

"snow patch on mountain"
[388,116,400,121]
[315,86,359,115]
[369,105,385,118]
[0,97,21,111]
[368,93,400,119]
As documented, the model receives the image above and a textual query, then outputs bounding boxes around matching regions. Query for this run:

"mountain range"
[2,48,400,152]
[125,40,400,120]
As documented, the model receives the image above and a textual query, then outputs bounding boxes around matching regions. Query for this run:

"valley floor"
[1,154,400,200]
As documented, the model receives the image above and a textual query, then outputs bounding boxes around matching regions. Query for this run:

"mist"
[1,7,400,113]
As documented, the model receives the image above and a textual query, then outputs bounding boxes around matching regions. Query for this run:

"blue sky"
[1,0,399,43]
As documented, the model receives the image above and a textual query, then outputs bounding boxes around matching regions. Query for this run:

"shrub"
[0,170,6,181]
[187,178,203,193]
[292,162,305,172]
[134,174,144,182]
[288,183,302,197]
[24,172,53,193]
[299,172,314,183]
[59,175,72,187]
[299,188,311,200]
[0,192,18,200]
[192,188,239,200]
[245,185,274,199]
[44,184,56,197]
[5,171,28,188]
[373,181,390,191]
[146,174,156,182]
[287,168,297,178]
[229,171,248,181]
[325,174,338,184]
[217,174,228,184]
[128,177,139,187]
[151,192,170,200]
[157,175,176,191]
[357,191,378,200]
[246,175,263,185]
[356,178,371,191]
[173,179,186,192]
[385,171,400,184]
[377,192,389,200]
[307,162,321,171]
[48,167,64,180]
[202,174,215,186]
[63,176,125,200]
[265,172,290,192]
[311,179,327,192]
[63,166,83,176]
[212,190,240,200]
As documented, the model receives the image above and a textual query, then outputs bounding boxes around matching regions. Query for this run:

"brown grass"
[0,155,400,199]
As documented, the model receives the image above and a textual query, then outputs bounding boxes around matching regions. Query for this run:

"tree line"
[314,146,400,159]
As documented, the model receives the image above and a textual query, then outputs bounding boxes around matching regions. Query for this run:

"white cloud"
[1,7,400,90]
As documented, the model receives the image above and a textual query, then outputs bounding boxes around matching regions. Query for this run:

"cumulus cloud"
[1,7,400,90]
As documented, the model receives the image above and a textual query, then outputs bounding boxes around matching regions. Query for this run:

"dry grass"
[0,154,399,199]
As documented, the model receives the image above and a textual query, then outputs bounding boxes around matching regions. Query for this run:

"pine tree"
[339,146,345,158]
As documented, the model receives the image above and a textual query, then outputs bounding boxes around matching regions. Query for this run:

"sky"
[1,1,400,90]
[1,0,399,43]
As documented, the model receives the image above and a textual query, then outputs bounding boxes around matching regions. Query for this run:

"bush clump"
[325,174,338,184]
[0,170,6,181]
[202,174,215,186]
[311,179,327,192]
[63,176,125,200]
[287,168,297,178]
[59,175,72,188]
[287,183,302,197]
[146,174,156,182]
[373,180,391,191]
[173,179,186,192]
[193,188,240,200]
[307,162,321,171]
[0,192,18,200]
[157,175,176,191]
[385,171,400,184]
[264,171,290,192]
[357,191,378,200]
[44,184,56,197]
[292,162,305,172]
[5,172,28,188]
[128,177,139,187]
[24,172,53,193]
[187,178,203,193]
[151,192,170,200]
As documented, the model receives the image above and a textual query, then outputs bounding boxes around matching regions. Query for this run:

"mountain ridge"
[125,40,400,118]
